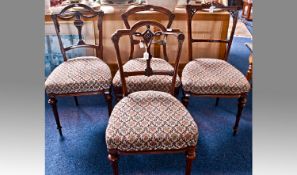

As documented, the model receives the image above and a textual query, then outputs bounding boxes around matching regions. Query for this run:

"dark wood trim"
[51,3,104,62]
[47,89,110,97]
[185,147,196,175]
[48,97,62,136]
[109,63,187,77]
[121,5,175,61]
[245,43,253,83]
[47,4,112,135]
[233,93,248,135]
[242,0,253,21]
[47,87,113,135]
[108,146,195,155]
[121,5,175,29]
[182,92,243,98]
[108,146,196,175]
[74,96,79,106]
[112,21,185,97]
[246,54,253,82]
[182,90,248,135]
[109,17,195,175]
[103,89,113,116]
[182,3,248,136]
[186,3,240,61]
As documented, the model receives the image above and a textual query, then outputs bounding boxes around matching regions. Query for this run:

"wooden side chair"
[242,0,253,21]
[245,42,253,88]
[106,21,198,175]
[182,2,250,135]
[45,4,112,136]
[113,5,181,101]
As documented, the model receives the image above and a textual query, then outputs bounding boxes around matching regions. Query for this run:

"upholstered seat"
[182,58,250,95]
[106,91,198,152]
[45,56,112,95]
[113,58,181,93]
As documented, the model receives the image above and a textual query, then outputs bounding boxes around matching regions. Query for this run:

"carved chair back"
[121,5,176,61]
[51,3,104,61]
[186,2,240,61]
[112,21,185,96]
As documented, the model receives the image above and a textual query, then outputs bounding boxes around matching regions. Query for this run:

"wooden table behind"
[45,6,230,75]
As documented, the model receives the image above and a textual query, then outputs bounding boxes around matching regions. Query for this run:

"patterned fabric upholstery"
[182,58,250,95]
[113,58,181,93]
[45,56,112,95]
[106,91,198,152]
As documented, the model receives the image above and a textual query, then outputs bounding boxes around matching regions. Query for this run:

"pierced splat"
[111,20,185,96]
[133,26,159,77]
[143,25,154,44]
[51,3,104,61]
[132,25,164,60]
[74,12,86,45]
[121,5,175,61]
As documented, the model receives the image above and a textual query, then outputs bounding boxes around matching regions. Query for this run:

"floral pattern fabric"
[113,58,181,93]
[45,56,112,95]
[106,91,198,152]
[182,58,250,95]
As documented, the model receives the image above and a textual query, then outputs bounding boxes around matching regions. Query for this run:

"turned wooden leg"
[246,4,252,21]
[108,151,119,175]
[104,89,113,116]
[246,54,253,89]
[215,98,220,106]
[233,93,248,136]
[74,96,79,106]
[48,97,62,136]
[185,147,196,175]
[182,92,190,108]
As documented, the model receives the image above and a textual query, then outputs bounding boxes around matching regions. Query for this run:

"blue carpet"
[45,37,252,175]
[239,10,253,34]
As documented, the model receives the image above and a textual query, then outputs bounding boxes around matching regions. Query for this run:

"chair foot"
[104,89,113,116]
[58,127,63,136]
[74,96,79,106]
[182,92,190,108]
[48,97,63,136]
[215,98,220,106]
[185,147,196,175]
[108,151,119,175]
[233,93,247,136]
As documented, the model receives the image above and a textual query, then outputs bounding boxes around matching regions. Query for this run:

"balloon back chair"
[113,5,181,101]
[106,21,198,175]
[45,4,112,136]
[182,2,250,135]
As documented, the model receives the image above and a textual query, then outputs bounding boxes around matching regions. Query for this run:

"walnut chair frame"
[182,3,248,135]
[245,43,253,88]
[114,5,179,101]
[109,21,196,175]
[48,4,112,136]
